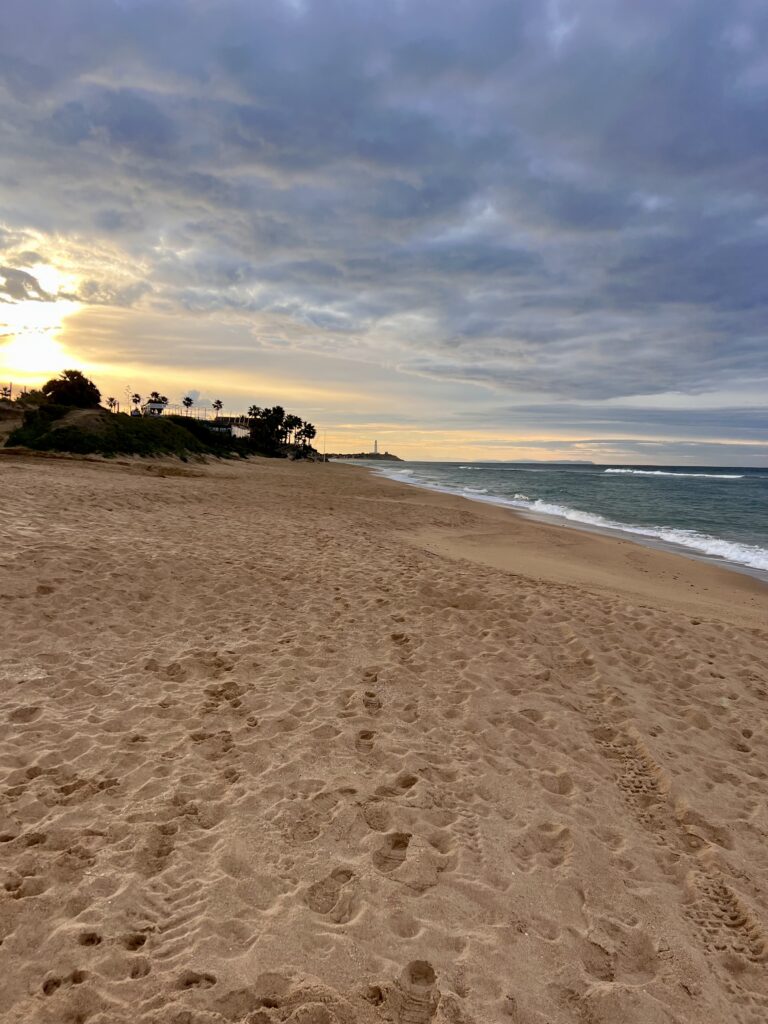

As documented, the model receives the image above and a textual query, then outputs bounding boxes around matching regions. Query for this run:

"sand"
[1,454,767,1024]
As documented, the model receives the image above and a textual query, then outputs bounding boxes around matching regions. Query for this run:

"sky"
[1,0,767,464]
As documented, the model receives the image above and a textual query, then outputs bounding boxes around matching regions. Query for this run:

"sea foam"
[373,465,768,573]
[605,469,744,479]
[511,499,768,571]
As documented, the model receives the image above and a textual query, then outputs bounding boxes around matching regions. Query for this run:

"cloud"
[0,266,52,302]
[46,89,177,156]
[0,0,766,458]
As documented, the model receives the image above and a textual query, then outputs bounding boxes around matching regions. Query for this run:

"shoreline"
[2,453,768,1022]
[345,461,767,628]
[362,461,768,587]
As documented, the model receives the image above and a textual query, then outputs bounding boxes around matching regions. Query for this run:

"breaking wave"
[605,469,744,479]
[505,499,768,571]
[372,465,768,573]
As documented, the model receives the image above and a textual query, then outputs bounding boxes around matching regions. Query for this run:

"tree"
[264,405,284,440]
[0,385,11,400]
[212,399,223,418]
[182,396,194,414]
[131,393,142,409]
[14,388,45,406]
[298,422,317,448]
[245,404,315,455]
[148,391,168,405]
[106,396,117,412]
[41,369,101,408]
[284,413,302,445]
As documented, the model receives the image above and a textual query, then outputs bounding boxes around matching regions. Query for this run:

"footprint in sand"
[373,832,411,873]
[355,729,376,753]
[539,770,575,797]
[393,961,439,1023]
[130,958,152,979]
[375,772,419,799]
[361,798,391,832]
[177,969,217,989]
[121,931,148,951]
[42,970,87,996]
[305,867,358,923]
[363,691,382,714]
[511,822,573,872]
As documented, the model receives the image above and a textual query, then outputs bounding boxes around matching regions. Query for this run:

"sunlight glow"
[1,334,71,376]
[29,263,75,296]
[0,262,80,379]
[1,294,78,335]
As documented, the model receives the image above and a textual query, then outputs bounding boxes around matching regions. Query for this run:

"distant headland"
[329,451,403,462]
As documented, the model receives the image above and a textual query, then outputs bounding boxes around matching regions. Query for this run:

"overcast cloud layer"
[1,0,767,461]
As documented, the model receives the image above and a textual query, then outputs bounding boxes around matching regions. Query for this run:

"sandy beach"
[1,453,767,1024]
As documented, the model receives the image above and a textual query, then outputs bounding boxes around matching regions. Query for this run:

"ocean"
[364,462,768,578]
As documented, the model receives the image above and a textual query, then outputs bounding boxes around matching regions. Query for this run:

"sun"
[1,334,71,376]
[0,272,80,380]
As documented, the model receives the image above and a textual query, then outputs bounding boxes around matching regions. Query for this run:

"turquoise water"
[366,462,768,576]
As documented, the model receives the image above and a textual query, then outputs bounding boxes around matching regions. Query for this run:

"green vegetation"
[6,369,319,460]
[8,407,217,457]
[12,388,47,407]
[329,450,402,461]
[247,404,316,454]
[41,369,101,407]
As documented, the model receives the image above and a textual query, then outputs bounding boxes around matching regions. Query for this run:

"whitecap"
[369,465,768,573]
[605,469,743,479]
[513,499,768,572]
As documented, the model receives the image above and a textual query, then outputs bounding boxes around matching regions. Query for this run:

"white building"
[141,401,167,417]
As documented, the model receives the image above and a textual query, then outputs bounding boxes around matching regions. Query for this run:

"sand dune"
[1,455,767,1023]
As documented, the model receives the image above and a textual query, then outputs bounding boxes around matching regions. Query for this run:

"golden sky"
[2,291,765,464]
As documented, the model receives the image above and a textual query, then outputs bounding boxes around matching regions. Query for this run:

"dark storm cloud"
[0,0,766,445]
[46,91,177,156]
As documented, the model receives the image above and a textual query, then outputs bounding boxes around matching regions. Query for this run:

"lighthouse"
[374,440,378,455]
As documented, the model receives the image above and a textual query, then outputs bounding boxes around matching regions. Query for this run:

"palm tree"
[302,422,317,448]
[247,405,262,420]
[212,399,223,418]
[149,391,168,405]
[1,385,12,400]
[131,393,141,408]
[106,396,117,412]
[182,396,194,414]
[266,405,285,441]
[284,413,302,445]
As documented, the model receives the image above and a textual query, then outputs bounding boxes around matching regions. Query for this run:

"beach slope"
[1,455,767,1024]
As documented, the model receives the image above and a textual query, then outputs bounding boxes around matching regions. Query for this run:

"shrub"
[41,369,101,408]
[9,409,211,457]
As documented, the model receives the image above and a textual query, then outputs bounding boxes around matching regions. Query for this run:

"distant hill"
[475,459,595,465]
[329,451,403,462]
